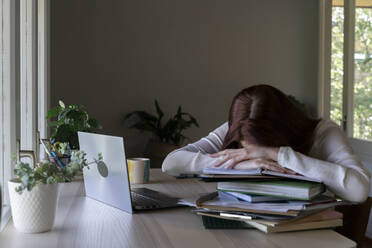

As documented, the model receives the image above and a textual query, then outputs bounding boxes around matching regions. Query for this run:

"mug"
[127,158,150,184]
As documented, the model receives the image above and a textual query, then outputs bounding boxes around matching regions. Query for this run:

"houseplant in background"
[123,100,199,168]
[46,100,102,168]
[47,100,102,150]
[8,151,103,233]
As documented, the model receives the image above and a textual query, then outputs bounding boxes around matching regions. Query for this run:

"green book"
[200,215,253,229]
[217,180,325,201]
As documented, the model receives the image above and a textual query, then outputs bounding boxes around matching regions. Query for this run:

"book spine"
[217,189,310,201]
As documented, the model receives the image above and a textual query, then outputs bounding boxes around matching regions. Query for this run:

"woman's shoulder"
[311,118,350,155]
[314,119,343,137]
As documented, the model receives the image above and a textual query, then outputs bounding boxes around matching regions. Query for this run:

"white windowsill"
[0,205,11,232]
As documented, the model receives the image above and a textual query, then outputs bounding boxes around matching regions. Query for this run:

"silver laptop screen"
[78,132,133,213]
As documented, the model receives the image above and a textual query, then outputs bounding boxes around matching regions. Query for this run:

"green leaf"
[88,118,102,129]
[21,174,29,186]
[189,115,199,127]
[59,100,66,109]
[57,107,70,122]
[124,111,157,123]
[15,186,23,194]
[46,176,54,184]
[48,121,60,127]
[26,184,33,191]
[53,123,79,148]
[154,100,164,121]
[131,123,157,133]
[46,106,62,119]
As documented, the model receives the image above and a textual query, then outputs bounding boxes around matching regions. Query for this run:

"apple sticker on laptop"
[97,161,109,178]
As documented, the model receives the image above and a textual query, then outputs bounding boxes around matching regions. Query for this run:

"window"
[353,4,372,140]
[330,1,344,127]
[329,0,372,142]
[0,0,49,231]
[0,0,18,231]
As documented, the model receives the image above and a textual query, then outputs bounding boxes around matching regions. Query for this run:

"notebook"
[217,180,325,200]
[223,191,287,203]
[246,218,342,233]
[202,168,321,182]
[198,209,343,233]
[199,214,253,229]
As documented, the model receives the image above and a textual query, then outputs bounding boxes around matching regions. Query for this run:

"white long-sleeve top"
[162,120,371,202]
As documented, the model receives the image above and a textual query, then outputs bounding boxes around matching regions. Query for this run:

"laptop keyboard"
[131,191,161,208]
[130,187,180,210]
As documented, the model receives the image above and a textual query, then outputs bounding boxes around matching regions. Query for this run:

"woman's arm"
[161,122,228,176]
[210,121,370,203]
[278,122,370,203]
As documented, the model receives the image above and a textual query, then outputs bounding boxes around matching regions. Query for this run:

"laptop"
[78,132,180,214]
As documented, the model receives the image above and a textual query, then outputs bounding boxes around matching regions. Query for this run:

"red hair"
[222,85,320,154]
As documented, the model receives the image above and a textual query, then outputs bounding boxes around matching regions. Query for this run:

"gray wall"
[51,0,319,156]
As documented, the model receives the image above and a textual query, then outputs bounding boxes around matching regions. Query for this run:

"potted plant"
[8,151,102,233]
[123,100,199,168]
[47,100,102,150]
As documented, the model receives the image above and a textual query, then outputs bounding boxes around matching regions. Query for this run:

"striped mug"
[127,158,150,184]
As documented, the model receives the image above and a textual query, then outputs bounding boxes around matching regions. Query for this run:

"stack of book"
[188,168,349,233]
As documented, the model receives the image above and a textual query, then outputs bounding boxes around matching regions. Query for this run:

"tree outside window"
[331,5,372,141]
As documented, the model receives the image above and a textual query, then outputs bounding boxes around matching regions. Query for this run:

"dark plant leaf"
[131,122,157,133]
[189,115,199,127]
[48,121,59,127]
[57,108,70,122]
[54,124,75,144]
[46,106,62,119]
[124,111,158,124]
[123,100,198,146]
[66,109,88,123]
[154,100,164,118]
[88,118,103,129]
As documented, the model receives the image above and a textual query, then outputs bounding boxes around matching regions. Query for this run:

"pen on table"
[50,151,65,168]
[40,139,52,157]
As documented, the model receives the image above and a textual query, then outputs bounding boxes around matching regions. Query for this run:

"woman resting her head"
[162,84,371,203]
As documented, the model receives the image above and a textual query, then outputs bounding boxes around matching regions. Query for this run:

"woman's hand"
[232,158,295,174]
[210,143,279,168]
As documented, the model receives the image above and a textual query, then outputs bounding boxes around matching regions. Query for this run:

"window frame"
[1,0,50,231]
[0,0,19,231]
[20,0,38,152]
[38,0,50,147]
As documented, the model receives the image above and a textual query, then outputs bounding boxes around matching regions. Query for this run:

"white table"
[0,169,356,248]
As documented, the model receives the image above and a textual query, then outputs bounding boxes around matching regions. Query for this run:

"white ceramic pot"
[8,180,58,233]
